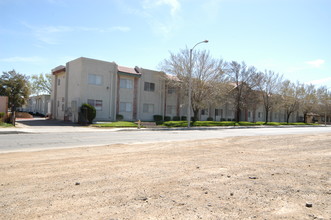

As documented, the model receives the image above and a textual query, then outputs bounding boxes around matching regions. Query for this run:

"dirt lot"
[0,133,330,220]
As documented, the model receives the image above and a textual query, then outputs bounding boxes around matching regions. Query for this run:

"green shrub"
[172,116,180,121]
[181,116,187,121]
[220,118,226,121]
[163,121,188,127]
[116,114,123,121]
[80,103,96,124]
[153,115,163,122]
[0,112,4,122]
[164,116,171,121]
[207,117,213,121]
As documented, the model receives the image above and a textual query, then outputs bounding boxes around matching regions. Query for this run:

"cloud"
[22,23,131,44]
[0,56,44,62]
[143,0,180,17]
[307,59,325,68]
[306,76,331,86]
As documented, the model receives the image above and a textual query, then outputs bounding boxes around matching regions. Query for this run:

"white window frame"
[87,99,103,111]
[166,105,176,115]
[144,82,155,92]
[88,74,102,85]
[119,102,132,112]
[120,78,133,89]
[143,104,154,113]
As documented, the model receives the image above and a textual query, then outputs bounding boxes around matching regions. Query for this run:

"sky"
[1,0,330,89]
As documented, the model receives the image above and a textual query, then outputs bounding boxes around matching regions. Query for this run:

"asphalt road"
[1,119,331,153]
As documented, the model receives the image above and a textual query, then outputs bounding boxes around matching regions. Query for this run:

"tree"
[279,80,301,123]
[0,70,30,124]
[256,70,283,123]
[316,86,331,125]
[160,48,226,120]
[224,61,259,122]
[30,73,52,95]
[299,84,318,123]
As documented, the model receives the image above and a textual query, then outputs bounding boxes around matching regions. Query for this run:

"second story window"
[144,82,155,92]
[120,78,133,89]
[88,74,102,85]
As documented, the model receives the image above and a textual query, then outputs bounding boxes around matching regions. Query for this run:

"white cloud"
[143,0,180,17]
[22,22,131,44]
[306,76,331,86]
[307,59,325,68]
[0,56,44,62]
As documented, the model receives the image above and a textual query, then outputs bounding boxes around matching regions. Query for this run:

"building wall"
[0,96,8,121]
[51,57,310,124]
[68,58,117,122]
[138,69,165,121]
[23,95,50,115]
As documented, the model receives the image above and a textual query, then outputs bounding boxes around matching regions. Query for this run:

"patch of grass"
[93,121,137,128]
[162,121,188,127]
[0,122,13,128]
[237,121,259,126]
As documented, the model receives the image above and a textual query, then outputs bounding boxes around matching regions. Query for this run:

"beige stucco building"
[51,57,307,124]
[51,57,180,122]
[21,95,51,116]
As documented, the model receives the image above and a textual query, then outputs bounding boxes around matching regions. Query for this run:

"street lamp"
[187,40,209,128]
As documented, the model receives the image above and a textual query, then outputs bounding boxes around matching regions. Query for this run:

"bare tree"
[256,70,283,123]
[224,61,258,122]
[160,48,226,120]
[279,80,301,123]
[298,84,318,123]
[316,86,331,125]
[30,73,52,95]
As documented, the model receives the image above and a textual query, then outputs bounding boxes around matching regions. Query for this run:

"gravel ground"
[0,133,330,220]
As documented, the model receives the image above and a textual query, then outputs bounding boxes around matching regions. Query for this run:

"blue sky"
[1,0,330,88]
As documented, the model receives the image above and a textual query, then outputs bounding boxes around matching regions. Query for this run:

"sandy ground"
[0,133,330,220]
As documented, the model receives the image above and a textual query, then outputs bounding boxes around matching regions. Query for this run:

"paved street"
[1,118,331,153]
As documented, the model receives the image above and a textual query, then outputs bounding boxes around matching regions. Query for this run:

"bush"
[164,116,171,121]
[153,115,163,122]
[80,103,96,124]
[116,114,123,121]
[181,116,187,121]
[207,117,213,121]
[0,112,4,121]
[191,117,197,122]
[172,116,180,121]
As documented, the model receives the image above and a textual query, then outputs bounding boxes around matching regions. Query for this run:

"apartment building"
[51,57,180,122]
[21,95,51,116]
[51,57,304,123]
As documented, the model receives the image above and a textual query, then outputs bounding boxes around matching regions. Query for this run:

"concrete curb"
[0,124,328,134]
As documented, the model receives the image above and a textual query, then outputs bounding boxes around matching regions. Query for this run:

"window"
[258,112,262,118]
[61,104,64,111]
[120,102,132,112]
[58,79,60,86]
[201,109,208,115]
[248,111,251,118]
[215,109,223,117]
[88,99,103,111]
[120,78,133,89]
[167,87,176,94]
[88,74,102,85]
[143,104,154,113]
[144,82,155,92]
[166,105,176,115]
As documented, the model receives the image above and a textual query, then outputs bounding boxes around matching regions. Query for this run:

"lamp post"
[187,40,209,128]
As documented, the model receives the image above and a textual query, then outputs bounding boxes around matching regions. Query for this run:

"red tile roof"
[117,65,141,76]
[52,65,66,75]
